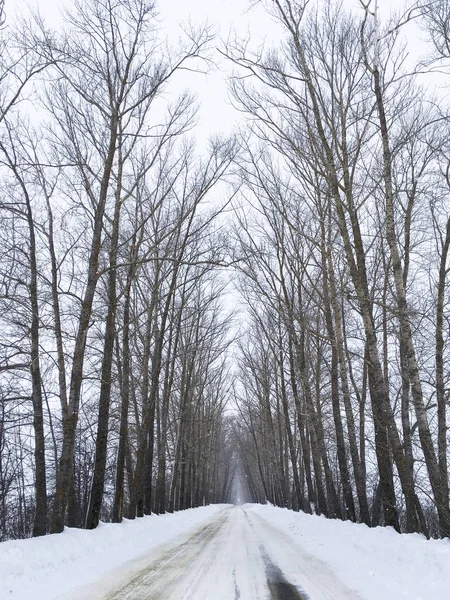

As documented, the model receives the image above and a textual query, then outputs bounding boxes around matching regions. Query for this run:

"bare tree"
[32,0,215,533]
[227,0,450,536]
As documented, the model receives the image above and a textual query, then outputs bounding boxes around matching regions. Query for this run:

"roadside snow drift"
[0,504,228,600]
[250,504,450,600]
[1,503,450,600]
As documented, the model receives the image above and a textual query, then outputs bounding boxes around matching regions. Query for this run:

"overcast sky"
[9,0,422,141]
[6,0,426,322]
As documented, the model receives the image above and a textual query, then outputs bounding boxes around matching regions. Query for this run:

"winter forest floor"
[1,504,450,600]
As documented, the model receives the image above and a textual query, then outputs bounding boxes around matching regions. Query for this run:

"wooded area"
[1,0,450,542]
[0,0,237,540]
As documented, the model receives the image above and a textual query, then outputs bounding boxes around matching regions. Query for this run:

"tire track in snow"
[243,507,309,599]
[261,547,309,600]
[247,509,364,600]
[106,509,230,600]
[61,506,364,600]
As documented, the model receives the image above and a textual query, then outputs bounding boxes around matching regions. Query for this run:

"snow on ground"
[1,503,450,600]
[250,504,450,600]
[0,504,228,600]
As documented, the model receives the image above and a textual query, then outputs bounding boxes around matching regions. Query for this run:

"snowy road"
[61,506,362,600]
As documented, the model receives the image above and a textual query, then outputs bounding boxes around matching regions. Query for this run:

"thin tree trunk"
[51,113,119,533]
[328,248,370,524]
[319,212,355,521]
[287,331,319,513]
[86,148,124,529]
[25,186,47,538]
[436,215,450,520]
[0,143,48,537]
[112,245,135,523]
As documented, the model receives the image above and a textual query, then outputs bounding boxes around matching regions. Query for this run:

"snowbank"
[0,504,228,600]
[3,503,449,600]
[249,504,450,600]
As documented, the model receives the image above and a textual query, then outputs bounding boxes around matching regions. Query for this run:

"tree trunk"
[319,212,355,521]
[86,155,123,529]
[26,193,47,538]
[373,64,450,537]
[112,244,136,523]
[436,215,450,524]
[51,114,119,533]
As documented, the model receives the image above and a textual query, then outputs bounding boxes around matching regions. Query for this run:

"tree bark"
[372,63,450,536]
[51,113,119,533]
[86,147,123,529]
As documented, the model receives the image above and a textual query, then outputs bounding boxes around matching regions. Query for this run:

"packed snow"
[0,505,226,600]
[1,503,449,599]
[251,504,450,600]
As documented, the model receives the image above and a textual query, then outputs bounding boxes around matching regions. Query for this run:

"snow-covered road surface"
[60,506,362,600]
[3,503,450,599]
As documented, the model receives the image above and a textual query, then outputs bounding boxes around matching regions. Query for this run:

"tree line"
[0,0,236,540]
[230,0,450,539]
[2,0,450,543]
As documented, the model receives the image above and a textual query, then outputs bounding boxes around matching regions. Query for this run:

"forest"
[1,0,450,543]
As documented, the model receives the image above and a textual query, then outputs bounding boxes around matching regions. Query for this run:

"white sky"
[9,0,417,142]
[6,0,431,347]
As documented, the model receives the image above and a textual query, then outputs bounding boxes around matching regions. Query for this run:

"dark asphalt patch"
[232,567,241,599]
[260,545,309,600]
[269,580,307,600]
